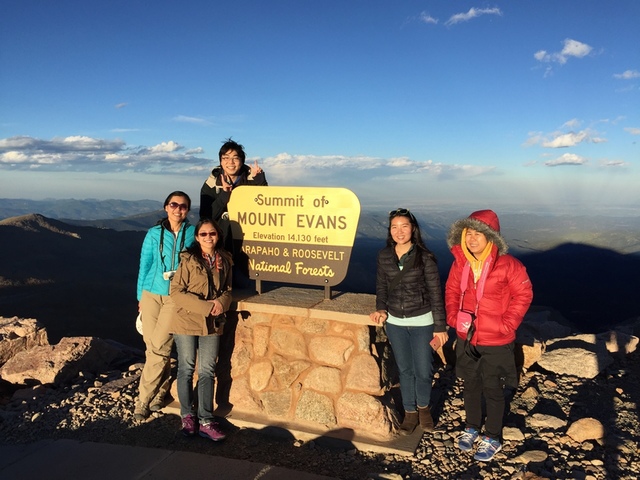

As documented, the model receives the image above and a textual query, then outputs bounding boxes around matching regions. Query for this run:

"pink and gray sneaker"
[198,421,226,441]
[181,414,197,437]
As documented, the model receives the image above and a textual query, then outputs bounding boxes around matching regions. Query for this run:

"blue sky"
[1,1,638,214]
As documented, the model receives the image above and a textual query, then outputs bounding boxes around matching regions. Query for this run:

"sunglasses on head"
[168,202,189,211]
[198,231,217,237]
[389,208,417,223]
[389,208,410,217]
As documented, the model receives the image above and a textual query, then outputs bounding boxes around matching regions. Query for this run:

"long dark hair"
[386,208,436,268]
[185,219,232,268]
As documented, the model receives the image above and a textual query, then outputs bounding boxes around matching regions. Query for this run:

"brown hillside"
[0,214,145,348]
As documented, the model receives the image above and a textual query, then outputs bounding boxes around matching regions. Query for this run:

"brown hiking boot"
[418,406,434,432]
[399,411,419,435]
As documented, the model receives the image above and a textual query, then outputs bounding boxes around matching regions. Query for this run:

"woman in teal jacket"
[134,191,195,420]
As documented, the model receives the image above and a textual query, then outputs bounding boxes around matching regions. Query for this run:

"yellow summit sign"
[227,186,360,287]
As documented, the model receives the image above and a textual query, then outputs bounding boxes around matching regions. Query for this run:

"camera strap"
[459,257,493,360]
[158,220,187,272]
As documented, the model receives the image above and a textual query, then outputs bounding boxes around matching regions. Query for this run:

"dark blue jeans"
[385,322,435,412]
[173,334,220,424]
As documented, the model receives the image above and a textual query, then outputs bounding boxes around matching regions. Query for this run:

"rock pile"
[1,315,639,480]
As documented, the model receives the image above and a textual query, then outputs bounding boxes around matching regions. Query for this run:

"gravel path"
[1,350,638,480]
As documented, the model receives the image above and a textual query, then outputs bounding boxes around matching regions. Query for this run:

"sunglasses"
[389,208,418,224]
[168,202,189,211]
[198,231,217,237]
[389,207,410,217]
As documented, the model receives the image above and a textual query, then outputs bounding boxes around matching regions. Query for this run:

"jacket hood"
[447,209,508,255]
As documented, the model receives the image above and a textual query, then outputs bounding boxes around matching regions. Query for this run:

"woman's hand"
[370,310,388,325]
[430,331,449,349]
[209,299,223,316]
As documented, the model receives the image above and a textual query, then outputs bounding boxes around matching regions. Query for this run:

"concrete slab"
[0,439,339,480]
[162,400,422,457]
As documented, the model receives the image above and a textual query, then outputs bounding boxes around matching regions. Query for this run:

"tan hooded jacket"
[169,250,232,336]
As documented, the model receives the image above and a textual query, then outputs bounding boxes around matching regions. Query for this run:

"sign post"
[227,186,361,298]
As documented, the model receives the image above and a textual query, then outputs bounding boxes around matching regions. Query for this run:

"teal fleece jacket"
[136,220,195,300]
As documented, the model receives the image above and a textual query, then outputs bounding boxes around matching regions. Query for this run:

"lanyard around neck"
[458,256,492,314]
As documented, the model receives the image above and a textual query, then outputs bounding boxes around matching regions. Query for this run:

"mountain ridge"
[1,213,638,348]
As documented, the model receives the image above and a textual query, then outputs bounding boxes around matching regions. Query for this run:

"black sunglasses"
[168,202,189,211]
[390,207,415,218]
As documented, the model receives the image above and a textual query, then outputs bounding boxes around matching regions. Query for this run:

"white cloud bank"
[0,135,495,186]
[0,135,210,174]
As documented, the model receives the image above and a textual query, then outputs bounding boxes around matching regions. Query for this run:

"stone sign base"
[166,286,421,455]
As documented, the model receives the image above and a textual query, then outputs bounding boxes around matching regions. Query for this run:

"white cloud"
[418,11,438,25]
[173,115,211,125]
[115,102,128,109]
[534,39,593,72]
[599,116,626,125]
[524,127,606,148]
[544,153,587,167]
[149,141,182,153]
[562,118,581,129]
[600,160,627,168]
[613,70,640,80]
[560,39,592,60]
[0,151,30,163]
[624,127,640,135]
[445,7,502,26]
[543,131,588,148]
[111,128,141,133]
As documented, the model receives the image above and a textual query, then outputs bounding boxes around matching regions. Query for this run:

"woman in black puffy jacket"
[370,208,447,435]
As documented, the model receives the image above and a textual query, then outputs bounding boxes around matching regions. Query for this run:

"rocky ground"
[1,350,638,480]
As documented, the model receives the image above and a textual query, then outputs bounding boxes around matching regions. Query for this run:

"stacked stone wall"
[227,292,394,440]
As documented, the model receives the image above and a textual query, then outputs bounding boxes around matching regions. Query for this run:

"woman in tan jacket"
[169,218,232,441]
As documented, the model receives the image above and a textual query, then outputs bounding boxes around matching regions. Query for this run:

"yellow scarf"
[461,227,493,282]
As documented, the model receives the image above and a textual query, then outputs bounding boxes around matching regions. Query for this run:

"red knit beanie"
[468,210,500,233]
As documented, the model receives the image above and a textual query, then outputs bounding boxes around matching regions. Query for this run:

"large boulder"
[0,336,138,386]
[536,334,615,379]
[0,316,49,367]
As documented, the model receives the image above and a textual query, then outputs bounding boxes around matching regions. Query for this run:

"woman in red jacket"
[445,210,532,462]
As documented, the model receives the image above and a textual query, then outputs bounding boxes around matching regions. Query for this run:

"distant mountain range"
[1,198,163,221]
[1,199,639,348]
